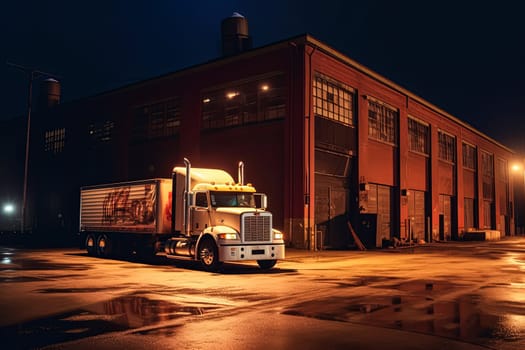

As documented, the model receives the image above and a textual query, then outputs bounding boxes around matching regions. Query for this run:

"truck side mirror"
[254,193,267,210]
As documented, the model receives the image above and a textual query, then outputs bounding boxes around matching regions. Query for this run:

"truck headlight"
[218,233,238,240]
[273,231,284,240]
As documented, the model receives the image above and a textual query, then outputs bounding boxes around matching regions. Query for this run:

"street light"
[6,61,59,233]
[3,203,15,215]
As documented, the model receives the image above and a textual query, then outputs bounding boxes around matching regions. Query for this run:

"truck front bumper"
[218,243,285,262]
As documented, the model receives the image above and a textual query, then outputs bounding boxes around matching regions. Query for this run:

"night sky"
[2,1,524,152]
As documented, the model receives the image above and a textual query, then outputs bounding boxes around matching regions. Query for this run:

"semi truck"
[79,158,285,270]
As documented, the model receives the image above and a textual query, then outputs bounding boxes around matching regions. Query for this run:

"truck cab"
[164,160,285,270]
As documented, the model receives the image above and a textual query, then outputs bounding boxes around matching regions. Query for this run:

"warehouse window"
[202,73,286,130]
[438,131,456,163]
[408,117,429,155]
[89,120,114,143]
[314,149,350,177]
[313,73,354,126]
[498,158,508,183]
[133,98,181,140]
[462,143,476,170]
[368,99,397,145]
[482,151,494,200]
[482,152,494,178]
[44,127,65,154]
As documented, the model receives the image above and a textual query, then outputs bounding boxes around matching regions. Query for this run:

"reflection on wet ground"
[0,257,89,271]
[283,279,525,348]
[0,294,212,349]
[0,276,46,283]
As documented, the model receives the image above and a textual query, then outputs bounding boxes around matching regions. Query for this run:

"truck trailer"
[79,159,285,270]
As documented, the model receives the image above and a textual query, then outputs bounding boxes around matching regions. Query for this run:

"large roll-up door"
[367,184,393,247]
[439,195,452,240]
[464,198,476,231]
[408,190,426,242]
[314,149,351,249]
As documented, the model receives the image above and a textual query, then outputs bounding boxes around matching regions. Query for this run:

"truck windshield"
[210,192,255,208]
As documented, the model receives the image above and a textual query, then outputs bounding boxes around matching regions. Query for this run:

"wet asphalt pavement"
[1,237,525,349]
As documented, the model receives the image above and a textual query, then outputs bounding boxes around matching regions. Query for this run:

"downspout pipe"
[183,158,192,237]
[306,44,316,250]
[238,161,245,185]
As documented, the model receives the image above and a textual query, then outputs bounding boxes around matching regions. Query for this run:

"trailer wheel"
[85,234,96,256]
[96,233,113,258]
[198,238,222,272]
[257,259,277,269]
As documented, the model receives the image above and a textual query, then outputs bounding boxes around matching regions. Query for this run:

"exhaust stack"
[238,161,245,185]
[183,158,192,237]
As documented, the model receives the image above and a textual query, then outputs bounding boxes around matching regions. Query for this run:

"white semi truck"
[79,158,285,270]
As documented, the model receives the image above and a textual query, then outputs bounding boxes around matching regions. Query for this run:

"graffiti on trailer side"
[102,185,156,225]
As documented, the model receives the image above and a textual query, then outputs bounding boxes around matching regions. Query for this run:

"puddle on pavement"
[315,275,403,288]
[37,287,114,293]
[0,276,46,283]
[7,258,88,271]
[283,280,525,347]
[0,294,207,349]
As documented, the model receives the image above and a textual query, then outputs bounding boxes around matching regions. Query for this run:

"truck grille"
[243,214,271,242]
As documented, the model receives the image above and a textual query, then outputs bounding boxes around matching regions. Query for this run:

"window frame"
[462,142,477,170]
[313,73,355,126]
[367,98,398,145]
[44,127,66,154]
[407,117,429,155]
[438,130,456,163]
[133,97,181,141]
[201,72,286,130]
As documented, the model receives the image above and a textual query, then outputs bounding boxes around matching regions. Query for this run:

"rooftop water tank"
[38,78,60,109]
[221,12,252,56]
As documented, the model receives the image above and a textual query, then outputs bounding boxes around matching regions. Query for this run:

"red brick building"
[27,17,517,248]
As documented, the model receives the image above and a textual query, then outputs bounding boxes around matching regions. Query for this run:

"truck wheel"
[257,259,277,269]
[96,233,113,258]
[85,233,96,256]
[198,238,222,271]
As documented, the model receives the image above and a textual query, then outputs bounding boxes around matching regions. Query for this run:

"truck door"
[191,191,210,234]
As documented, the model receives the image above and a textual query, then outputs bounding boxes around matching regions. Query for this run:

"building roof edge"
[303,35,514,154]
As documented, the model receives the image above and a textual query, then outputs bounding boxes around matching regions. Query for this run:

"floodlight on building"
[203,98,211,103]
[226,92,239,99]
[261,84,269,91]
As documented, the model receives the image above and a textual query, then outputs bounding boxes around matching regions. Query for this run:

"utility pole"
[6,61,59,233]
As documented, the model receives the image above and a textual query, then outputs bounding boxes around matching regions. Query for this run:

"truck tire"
[96,233,113,258]
[257,259,277,269]
[198,238,222,272]
[85,233,96,256]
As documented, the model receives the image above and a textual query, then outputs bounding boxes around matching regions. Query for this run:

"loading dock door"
[315,175,348,249]
[408,190,426,242]
[377,185,392,247]
[368,184,393,247]
[439,195,452,240]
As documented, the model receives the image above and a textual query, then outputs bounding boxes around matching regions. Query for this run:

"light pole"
[512,162,525,235]
[6,61,59,233]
